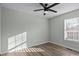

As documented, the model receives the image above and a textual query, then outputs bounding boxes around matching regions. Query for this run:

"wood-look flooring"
[1,42,79,56]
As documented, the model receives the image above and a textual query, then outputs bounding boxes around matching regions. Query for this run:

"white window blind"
[64,18,79,41]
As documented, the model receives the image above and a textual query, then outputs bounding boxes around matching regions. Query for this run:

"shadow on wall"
[8,32,27,52]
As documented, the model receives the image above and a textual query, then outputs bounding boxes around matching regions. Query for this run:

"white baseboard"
[1,41,79,54]
[28,41,49,48]
[49,41,79,52]
[28,41,79,52]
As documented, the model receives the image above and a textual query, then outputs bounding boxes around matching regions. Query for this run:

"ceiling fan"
[34,3,60,15]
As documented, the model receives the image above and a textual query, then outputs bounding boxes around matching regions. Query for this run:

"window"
[8,32,27,52]
[64,18,79,41]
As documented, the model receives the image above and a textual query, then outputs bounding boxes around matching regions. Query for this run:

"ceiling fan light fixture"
[43,11,48,15]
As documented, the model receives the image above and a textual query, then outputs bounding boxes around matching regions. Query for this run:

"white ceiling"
[1,3,79,19]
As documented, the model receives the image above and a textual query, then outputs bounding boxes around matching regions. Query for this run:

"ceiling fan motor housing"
[45,4,48,6]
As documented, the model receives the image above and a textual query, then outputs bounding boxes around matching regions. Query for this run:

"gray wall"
[2,6,79,52]
[0,7,1,52]
[49,9,79,51]
[1,7,48,52]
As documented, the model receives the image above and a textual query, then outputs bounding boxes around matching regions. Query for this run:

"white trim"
[30,40,79,52]
[27,41,49,48]
[49,41,79,52]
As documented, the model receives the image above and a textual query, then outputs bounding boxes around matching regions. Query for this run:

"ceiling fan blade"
[40,3,46,8]
[47,3,60,9]
[34,9,44,11]
[48,9,57,13]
